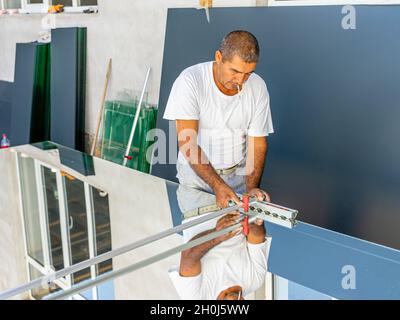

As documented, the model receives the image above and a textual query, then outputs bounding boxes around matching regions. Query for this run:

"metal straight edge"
[247,210,294,229]
[122,67,151,167]
[259,200,299,215]
[0,201,253,300]
[251,202,298,220]
[44,220,246,300]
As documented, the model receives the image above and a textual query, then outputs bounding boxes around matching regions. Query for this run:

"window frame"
[1,0,22,10]
[268,0,400,6]
[0,0,98,13]
[15,155,104,300]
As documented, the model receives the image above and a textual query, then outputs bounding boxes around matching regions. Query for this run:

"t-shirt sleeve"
[247,82,274,137]
[168,267,203,300]
[247,236,272,275]
[163,73,200,120]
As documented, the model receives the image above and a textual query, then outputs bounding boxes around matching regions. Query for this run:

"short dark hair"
[219,30,260,63]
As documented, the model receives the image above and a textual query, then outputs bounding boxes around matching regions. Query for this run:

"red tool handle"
[242,194,249,213]
[243,216,249,236]
[242,194,250,235]
[124,155,133,160]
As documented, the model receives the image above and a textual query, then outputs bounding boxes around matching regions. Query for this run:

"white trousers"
[176,160,246,195]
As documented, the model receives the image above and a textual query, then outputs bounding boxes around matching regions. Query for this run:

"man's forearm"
[182,228,223,260]
[179,228,222,276]
[191,163,224,191]
[185,145,226,191]
[246,164,264,191]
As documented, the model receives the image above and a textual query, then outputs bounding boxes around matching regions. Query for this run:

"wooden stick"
[199,0,212,7]
[60,171,75,181]
[91,58,112,156]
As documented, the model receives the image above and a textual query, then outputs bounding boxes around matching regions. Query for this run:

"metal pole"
[0,201,253,300]
[122,67,151,167]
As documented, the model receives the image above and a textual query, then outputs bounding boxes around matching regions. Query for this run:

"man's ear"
[215,50,222,63]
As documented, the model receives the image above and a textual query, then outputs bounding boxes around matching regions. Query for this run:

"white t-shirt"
[170,184,272,300]
[163,61,274,172]
[168,233,272,300]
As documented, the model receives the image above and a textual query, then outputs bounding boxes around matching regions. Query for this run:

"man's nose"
[235,74,247,85]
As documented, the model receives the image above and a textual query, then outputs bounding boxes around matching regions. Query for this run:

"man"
[163,30,274,209]
[168,184,271,300]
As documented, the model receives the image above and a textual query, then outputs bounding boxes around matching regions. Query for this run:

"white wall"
[0,0,258,137]
[0,150,29,299]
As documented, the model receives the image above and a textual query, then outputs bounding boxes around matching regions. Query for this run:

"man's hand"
[245,188,268,244]
[215,212,242,242]
[253,218,264,226]
[215,183,242,209]
[248,187,270,202]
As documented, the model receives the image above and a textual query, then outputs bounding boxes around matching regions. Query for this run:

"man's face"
[214,51,257,91]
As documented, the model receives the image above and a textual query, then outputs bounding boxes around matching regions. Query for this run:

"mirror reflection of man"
[164,30,274,208]
[168,185,271,300]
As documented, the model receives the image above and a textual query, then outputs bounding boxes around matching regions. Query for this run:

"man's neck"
[212,62,238,96]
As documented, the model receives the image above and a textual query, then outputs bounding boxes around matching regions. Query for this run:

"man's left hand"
[248,188,270,202]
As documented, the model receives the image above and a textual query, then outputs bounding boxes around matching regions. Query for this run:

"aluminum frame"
[12,157,90,300]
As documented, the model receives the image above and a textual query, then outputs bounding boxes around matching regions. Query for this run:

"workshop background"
[1,0,400,300]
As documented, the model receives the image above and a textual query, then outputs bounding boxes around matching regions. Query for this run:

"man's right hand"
[214,182,242,209]
[215,212,242,242]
